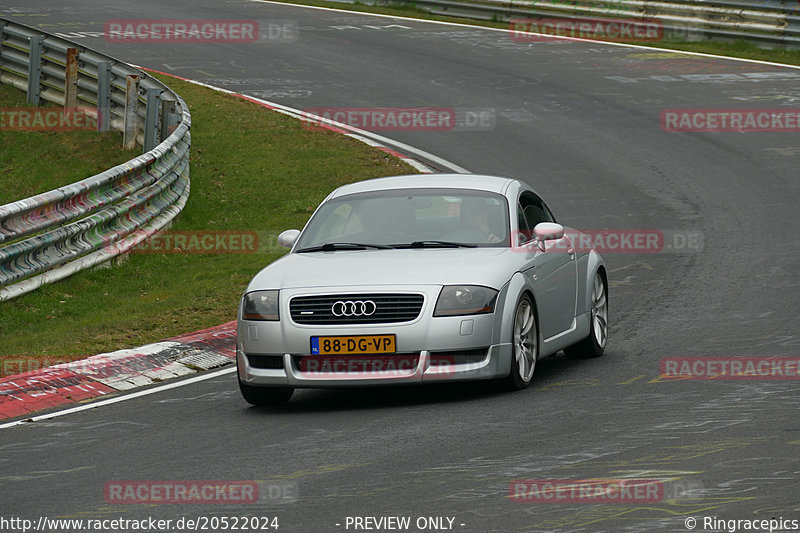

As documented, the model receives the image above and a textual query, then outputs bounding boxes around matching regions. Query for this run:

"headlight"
[242,290,280,321]
[434,285,498,317]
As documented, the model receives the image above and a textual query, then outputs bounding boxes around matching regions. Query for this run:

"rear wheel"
[503,294,538,390]
[564,270,607,359]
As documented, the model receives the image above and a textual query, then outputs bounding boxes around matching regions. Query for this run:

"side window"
[517,201,534,244]
[518,192,555,244]
[521,192,554,225]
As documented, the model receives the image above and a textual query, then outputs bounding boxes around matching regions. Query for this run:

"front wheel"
[564,270,608,359]
[503,294,538,390]
[237,355,294,406]
[239,380,294,406]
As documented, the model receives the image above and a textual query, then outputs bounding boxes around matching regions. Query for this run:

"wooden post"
[123,74,139,150]
[64,48,79,109]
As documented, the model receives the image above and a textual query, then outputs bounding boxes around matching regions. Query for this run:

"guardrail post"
[143,87,161,152]
[683,18,707,43]
[159,92,178,142]
[786,16,800,47]
[123,74,139,150]
[27,35,44,105]
[64,48,79,109]
[0,24,4,80]
[96,61,111,132]
[0,22,6,63]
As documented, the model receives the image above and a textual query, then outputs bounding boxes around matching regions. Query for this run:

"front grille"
[290,294,424,325]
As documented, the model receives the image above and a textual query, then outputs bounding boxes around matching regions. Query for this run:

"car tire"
[564,270,608,360]
[239,380,294,406]
[503,294,538,390]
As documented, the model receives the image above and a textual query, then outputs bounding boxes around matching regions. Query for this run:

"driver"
[458,197,502,243]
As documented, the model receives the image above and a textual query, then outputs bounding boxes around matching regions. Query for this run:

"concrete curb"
[0,322,236,421]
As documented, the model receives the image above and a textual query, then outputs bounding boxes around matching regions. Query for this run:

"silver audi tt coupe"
[237,174,608,405]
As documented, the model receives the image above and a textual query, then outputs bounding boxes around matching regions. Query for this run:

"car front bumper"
[237,344,512,387]
[237,285,512,387]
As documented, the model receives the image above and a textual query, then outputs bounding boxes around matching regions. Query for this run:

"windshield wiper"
[295,242,392,253]
[394,241,478,249]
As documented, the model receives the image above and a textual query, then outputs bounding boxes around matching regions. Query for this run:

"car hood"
[246,248,516,292]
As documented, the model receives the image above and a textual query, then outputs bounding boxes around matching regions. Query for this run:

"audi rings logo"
[332,300,377,317]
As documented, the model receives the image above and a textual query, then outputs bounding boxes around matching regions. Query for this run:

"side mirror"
[533,222,564,241]
[278,229,301,248]
[533,222,564,252]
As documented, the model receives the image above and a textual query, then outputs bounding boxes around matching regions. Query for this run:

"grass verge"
[0,73,414,367]
[0,84,139,205]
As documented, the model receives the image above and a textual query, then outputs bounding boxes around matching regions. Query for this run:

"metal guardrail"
[376,0,800,47]
[0,18,191,301]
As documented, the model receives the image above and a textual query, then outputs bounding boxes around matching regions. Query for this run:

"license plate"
[310,335,396,355]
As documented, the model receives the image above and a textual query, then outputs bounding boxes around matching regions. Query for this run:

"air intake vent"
[290,294,424,324]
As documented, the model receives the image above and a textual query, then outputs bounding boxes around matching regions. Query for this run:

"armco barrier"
[0,18,191,301]
[376,0,800,48]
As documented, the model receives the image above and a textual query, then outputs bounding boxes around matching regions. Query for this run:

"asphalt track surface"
[2,1,800,531]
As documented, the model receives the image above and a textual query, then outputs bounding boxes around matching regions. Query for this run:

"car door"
[517,192,578,340]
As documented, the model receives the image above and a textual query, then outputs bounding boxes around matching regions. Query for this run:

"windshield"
[295,188,510,249]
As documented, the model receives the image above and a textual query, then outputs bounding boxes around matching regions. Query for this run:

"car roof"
[328,173,519,198]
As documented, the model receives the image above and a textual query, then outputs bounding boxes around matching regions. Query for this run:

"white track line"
[248,0,800,70]
[0,367,236,430]
[156,76,469,174]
